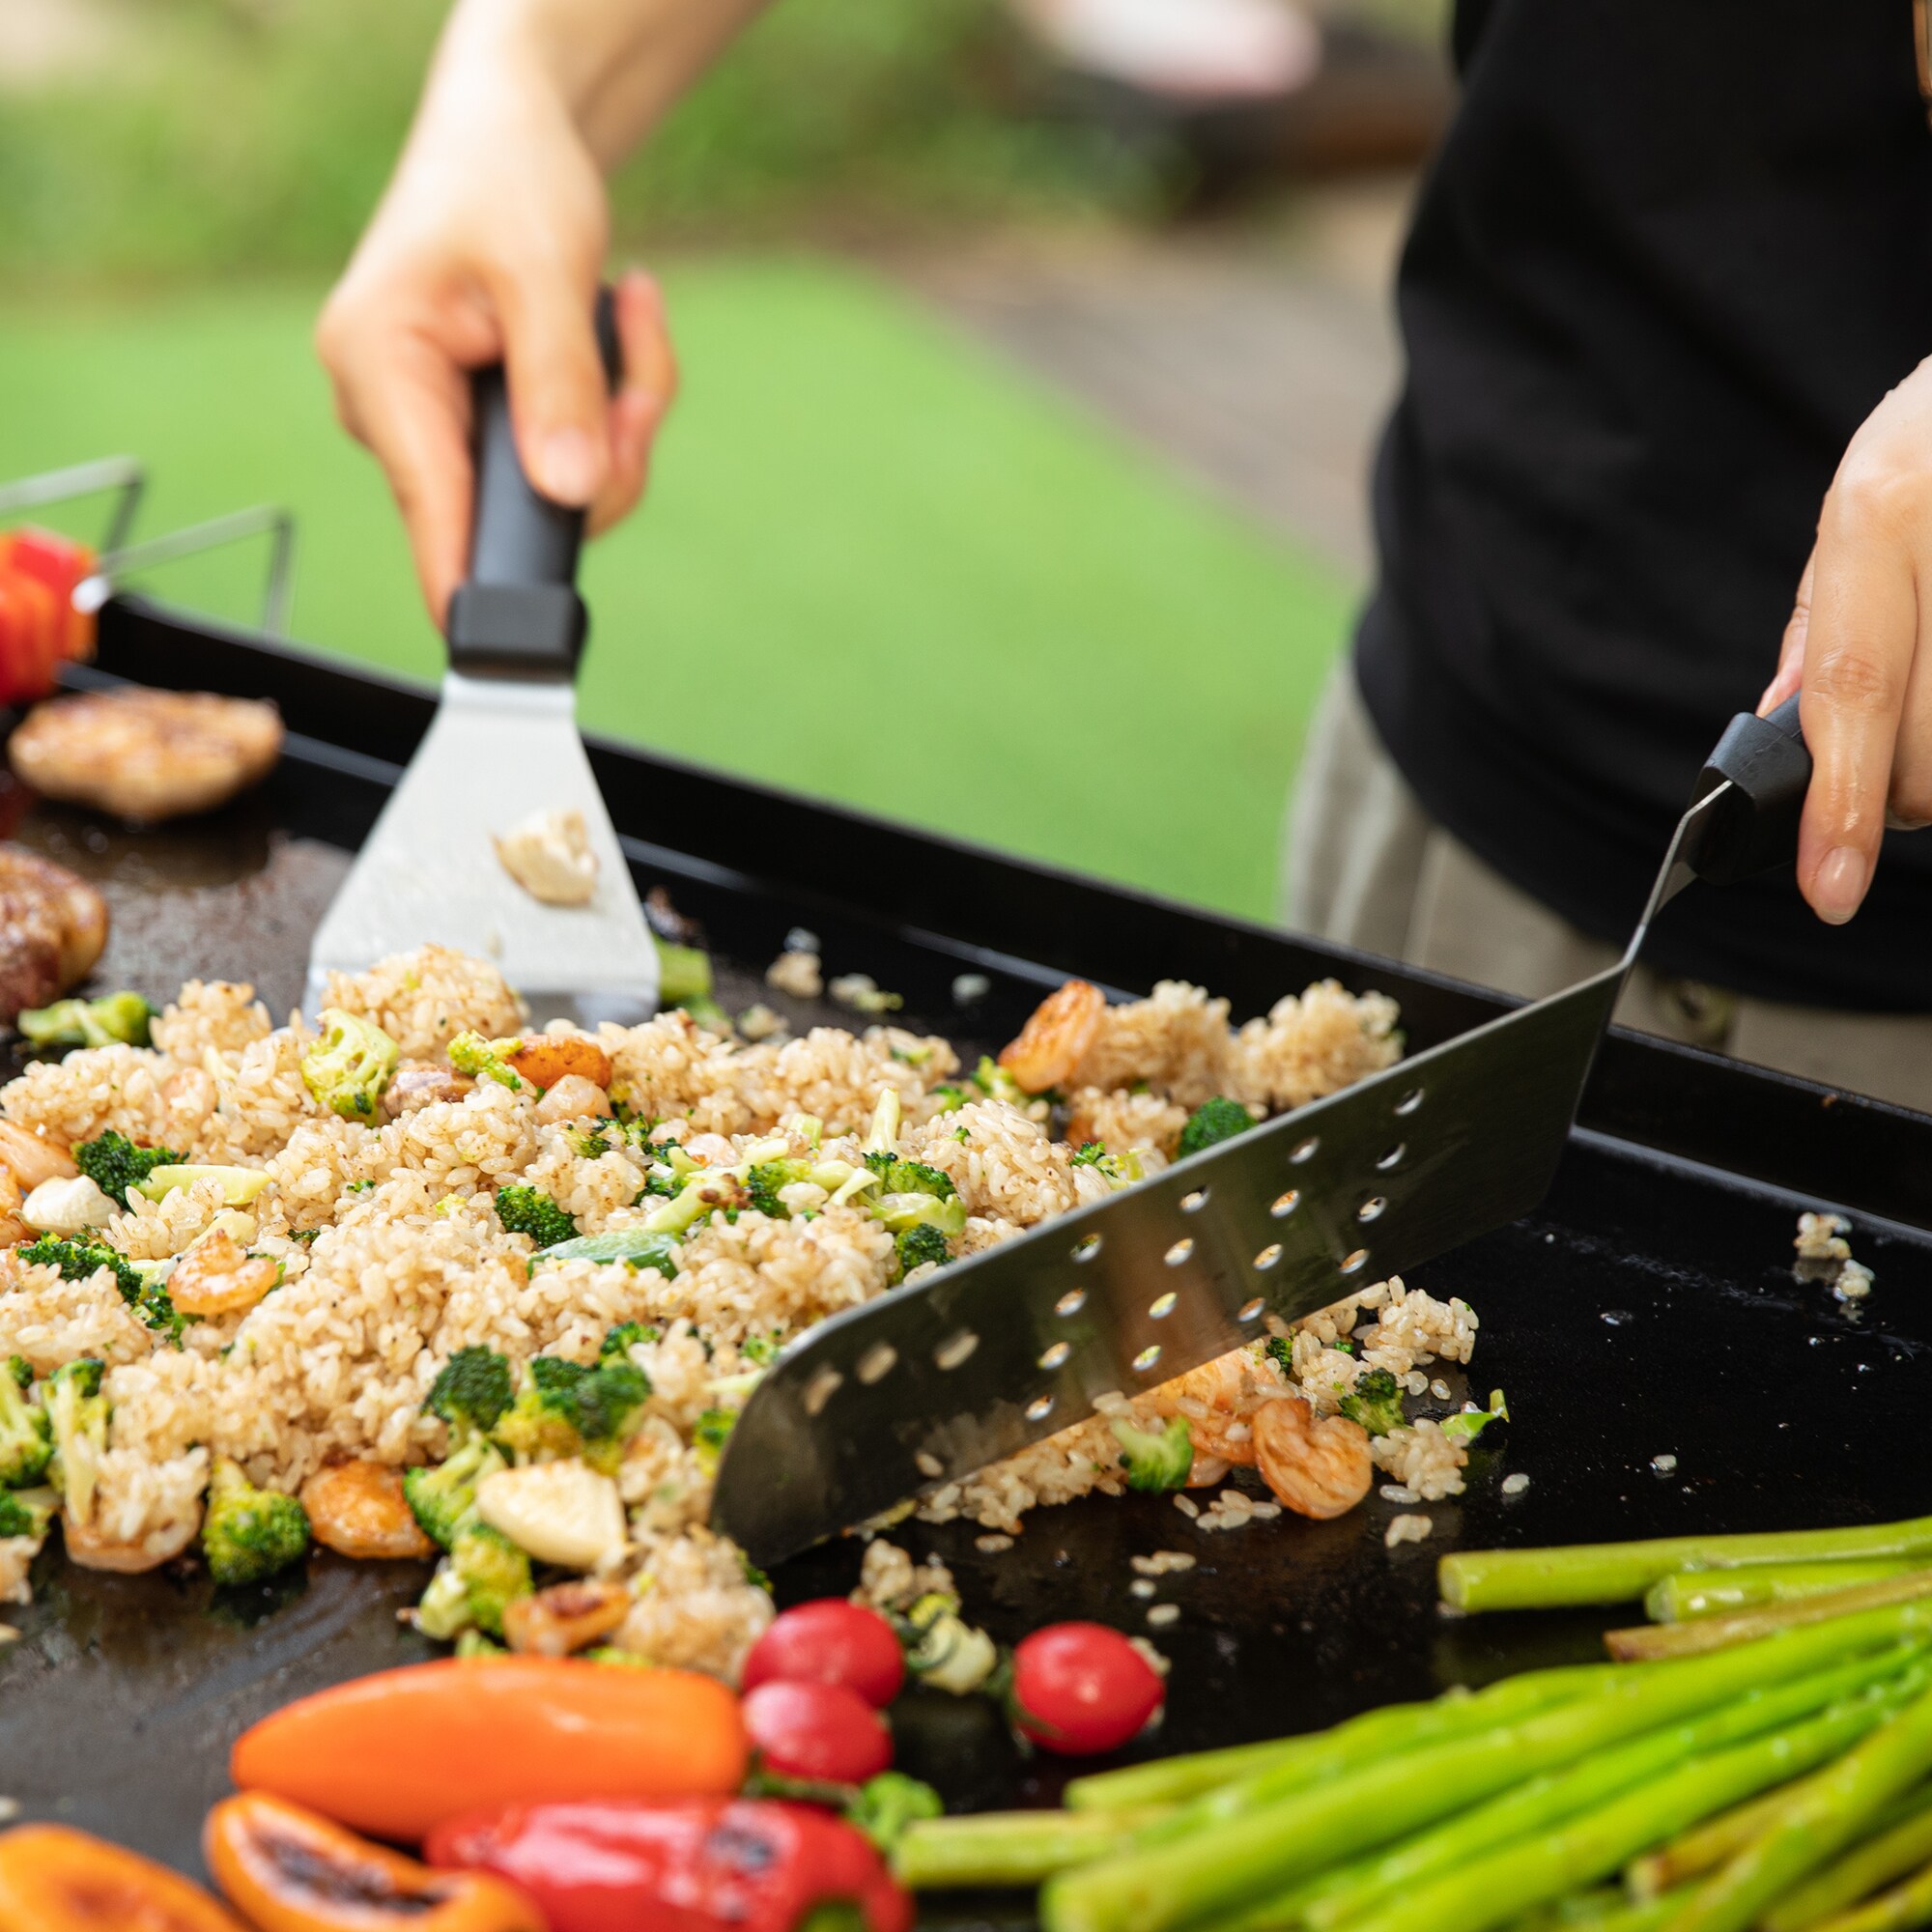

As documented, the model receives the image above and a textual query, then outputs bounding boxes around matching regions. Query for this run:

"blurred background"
[0,0,1450,922]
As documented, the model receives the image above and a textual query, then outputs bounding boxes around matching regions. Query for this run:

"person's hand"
[316,57,676,625]
[1760,358,1932,924]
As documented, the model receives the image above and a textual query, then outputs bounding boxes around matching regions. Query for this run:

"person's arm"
[1759,359,1932,925]
[316,0,770,621]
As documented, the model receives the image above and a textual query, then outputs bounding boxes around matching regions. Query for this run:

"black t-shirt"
[1355,0,1932,1009]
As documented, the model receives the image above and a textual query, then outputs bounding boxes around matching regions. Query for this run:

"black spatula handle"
[444,292,621,680]
[1691,695,1810,884]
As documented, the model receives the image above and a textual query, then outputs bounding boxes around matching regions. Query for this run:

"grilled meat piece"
[0,846,107,1023]
[10,687,283,823]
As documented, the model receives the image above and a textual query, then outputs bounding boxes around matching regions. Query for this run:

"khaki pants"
[1284,664,1932,1114]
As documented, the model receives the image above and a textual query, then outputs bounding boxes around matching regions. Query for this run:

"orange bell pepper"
[231,1656,750,1841]
[0,1822,247,1932]
[205,1792,542,1932]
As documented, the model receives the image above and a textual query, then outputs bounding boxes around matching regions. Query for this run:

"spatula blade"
[303,670,657,1029]
[710,964,1624,1568]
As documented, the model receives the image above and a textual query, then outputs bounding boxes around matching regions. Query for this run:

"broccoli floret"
[300,1009,400,1121]
[654,937,715,1010]
[424,1346,515,1435]
[454,1520,530,1637]
[416,1521,531,1640]
[494,1184,577,1247]
[1108,1413,1193,1492]
[447,1030,529,1093]
[17,991,154,1051]
[497,1354,650,1474]
[895,1224,952,1277]
[1340,1368,1406,1438]
[403,1431,508,1549]
[929,1084,966,1113]
[0,1486,53,1539]
[44,1357,107,1526]
[848,1772,944,1856]
[1179,1096,1258,1160]
[692,1406,736,1468]
[1069,1142,1144,1189]
[72,1130,184,1209]
[741,1331,783,1367]
[600,1321,659,1363]
[863,1153,957,1201]
[201,1456,309,1586]
[1264,1336,1293,1378]
[568,1122,611,1158]
[971,1056,1032,1106]
[744,1160,812,1219]
[454,1627,506,1658]
[0,1357,50,1489]
[21,1234,143,1303]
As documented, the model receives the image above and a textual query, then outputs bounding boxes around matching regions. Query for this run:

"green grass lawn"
[0,258,1349,921]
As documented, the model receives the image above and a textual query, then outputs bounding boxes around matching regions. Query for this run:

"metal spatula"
[305,312,658,1029]
[711,699,1811,1567]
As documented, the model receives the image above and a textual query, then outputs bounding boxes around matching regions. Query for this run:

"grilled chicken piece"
[0,846,107,1024]
[10,687,283,822]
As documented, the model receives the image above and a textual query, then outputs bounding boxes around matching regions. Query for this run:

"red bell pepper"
[0,528,97,677]
[426,1798,914,1932]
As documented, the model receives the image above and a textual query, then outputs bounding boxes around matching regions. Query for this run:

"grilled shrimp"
[167,1229,281,1317]
[999,980,1106,1094]
[501,1578,632,1657]
[64,1506,203,1573]
[535,1074,613,1125]
[1252,1395,1373,1520]
[1142,1348,1284,1465]
[0,1119,74,1192]
[506,1035,612,1093]
[299,1461,433,1560]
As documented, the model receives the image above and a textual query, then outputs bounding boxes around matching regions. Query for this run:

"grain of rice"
[1146,1603,1181,1628]
[1502,1472,1531,1495]
[1385,1514,1433,1548]
[1131,1578,1157,1600]
[976,1534,1014,1554]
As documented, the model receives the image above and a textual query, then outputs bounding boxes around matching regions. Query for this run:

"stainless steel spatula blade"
[304,307,657,1028]
[303,670,656,1029]
[711,701,1812,1568]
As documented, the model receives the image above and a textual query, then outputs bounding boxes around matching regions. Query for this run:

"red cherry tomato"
[742,1679,893,1786]
[743,1600,906,1708]
[1010,1623,1164,1756]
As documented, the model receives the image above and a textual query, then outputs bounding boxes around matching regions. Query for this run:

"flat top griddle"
[2,600,1929,1929]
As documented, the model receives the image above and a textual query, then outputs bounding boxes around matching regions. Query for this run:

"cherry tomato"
[1010,1623,1164,1756]
[743,1600,906,1708]
[742,1679,893,1786]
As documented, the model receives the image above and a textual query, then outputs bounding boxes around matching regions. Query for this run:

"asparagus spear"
[1285,1646,1921,1932]
[1807,1855,1932,1932]
[1332,1692,1902,1932]
[893,1809,1161,1889]
[1672,1683,1932,1932]
[1766,1784,1932,1932]
[1608,1576,1932,1663]
[1063,1663,1615,1814]
[1190,1646,1917,1932]
[1625,1772,1833,1897]
[1440,1517,1932,1614]
[1043,1605,1932,1932]
[1648,1562,1919,1624]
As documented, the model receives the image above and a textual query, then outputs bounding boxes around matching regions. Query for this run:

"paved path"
[897,175,1414,582]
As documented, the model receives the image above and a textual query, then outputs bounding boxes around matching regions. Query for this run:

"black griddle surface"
[0,607,1927,1930]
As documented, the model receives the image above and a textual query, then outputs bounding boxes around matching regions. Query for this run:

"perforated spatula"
[305,307,657,1029]
[710,699,1811,1567]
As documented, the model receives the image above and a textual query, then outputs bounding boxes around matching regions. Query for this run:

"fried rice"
[0,945,1487,1677]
